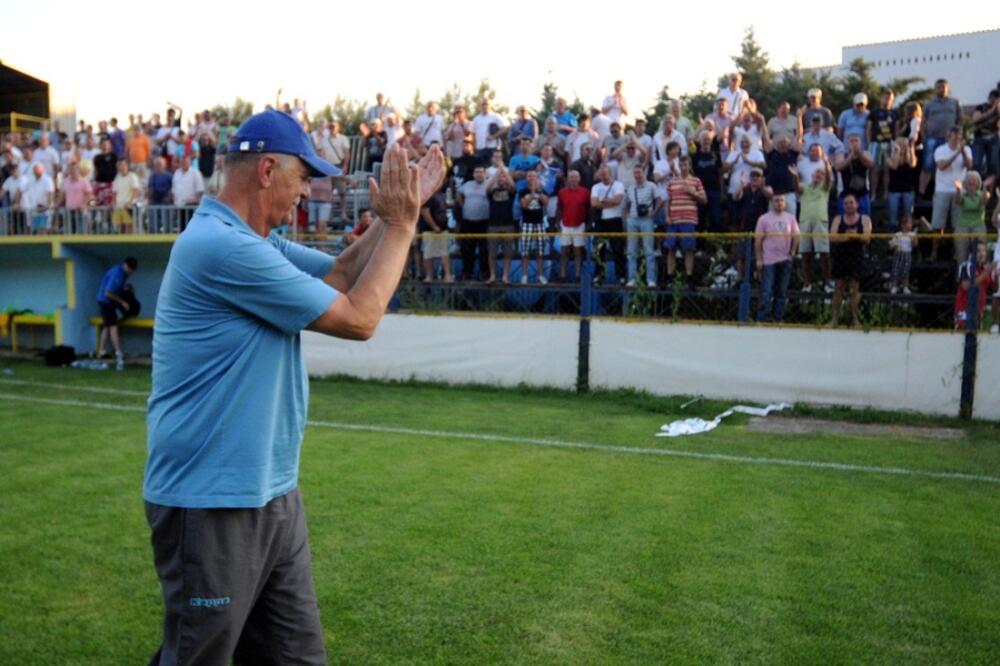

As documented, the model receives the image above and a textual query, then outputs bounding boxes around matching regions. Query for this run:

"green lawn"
[1,359,999,664]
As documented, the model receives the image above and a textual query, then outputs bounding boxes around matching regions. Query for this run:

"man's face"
[614,81,622,93]
[69,162,79,178]
[778,102,789,117]
[473,167,485,183]
[517,107,528,119]
[427,102,438,115]
[849,135,861,151]
[730,74,741,88]
[579,118,590,130]
[101,140,112,153]
[39,134,49,148]
[180,156,191,171]
[680,159,691,176]
[269,157,311,227]
[948,129,961,147]
[635,121,646,134]
[843,195,858,214]
[663,117,674,132]
[610,124,621,138]
[810,118,822,134]
[556,99,567,113]
[935,80,948,98]
[376,93,384,105]
[403,120,413,134]
[568,171,580,187]
[545,118,557,133]
[359,210,373,225]
[600,167,612,184]
[33,163,44,179]
[777,136,790,153]
[809,144,822,161]
[117,160,128,175]
[811,169,824,185]
[809,93,821,107]
[633,167,645,184]
[462,140,474,155]
[881,92,894,108]
[527,172,539,188]
[581,144,593,160]
[480,99,490,114]
[716,100,728,116]
[749,171,762,188]
[455,107,466,120]
[154,158,165,173]
[520,138,531,154]
[740,138,751,153]
[773,194,786,213]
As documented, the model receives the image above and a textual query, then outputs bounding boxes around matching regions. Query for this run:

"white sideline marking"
[0,378,149,397]
[2,390,999,486]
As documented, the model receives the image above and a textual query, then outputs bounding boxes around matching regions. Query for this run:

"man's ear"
[257,156,277,188]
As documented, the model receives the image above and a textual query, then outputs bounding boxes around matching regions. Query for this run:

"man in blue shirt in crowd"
[550,97,578,136]
[96,256,137,370]
[143,110,444,664]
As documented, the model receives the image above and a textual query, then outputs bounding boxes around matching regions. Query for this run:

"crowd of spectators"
[2,76,1000,328]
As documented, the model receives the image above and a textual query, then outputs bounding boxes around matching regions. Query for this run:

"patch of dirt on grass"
[745,416,965,440]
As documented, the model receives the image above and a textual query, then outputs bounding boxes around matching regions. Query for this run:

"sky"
[3,1,995,124]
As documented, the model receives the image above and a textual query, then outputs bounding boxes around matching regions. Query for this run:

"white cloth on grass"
[656,402,793,437]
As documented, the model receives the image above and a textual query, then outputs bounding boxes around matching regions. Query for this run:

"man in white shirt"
[171,156,205,228]
[602,80,630,127]
[590,107,612,142]
[718,72,750,118]
[413,101,445,148]
[566,115,601,163]
[34,134,61,179]
[590,165,627,284]
[653,115,688,161]
[930,125,973,261]
[471,98,507,161]
[19,163,55,234]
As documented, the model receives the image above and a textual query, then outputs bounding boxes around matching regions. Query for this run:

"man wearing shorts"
[665,156,706,281]
[556,170,589,282]
[96,256,137,370]
[930,126,972,261]
[143,110,445,664]
[797,160,834,292]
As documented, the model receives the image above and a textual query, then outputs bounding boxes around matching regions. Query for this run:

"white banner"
[303,314,579,389]
[589,320,965,416]
[975,335,1000,420]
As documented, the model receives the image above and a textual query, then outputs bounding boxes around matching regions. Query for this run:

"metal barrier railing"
[0,205,198,235]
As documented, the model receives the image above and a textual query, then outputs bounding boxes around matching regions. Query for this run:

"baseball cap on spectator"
[807,88,821,98]
[750,167,764,176]
[228,109,341,176]
[853,93,868,105]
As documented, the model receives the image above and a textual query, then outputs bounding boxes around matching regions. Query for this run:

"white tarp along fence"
[303,314,580,389]
[303,313,992,418]
[974,336,1000,420]
[589,320,966,417]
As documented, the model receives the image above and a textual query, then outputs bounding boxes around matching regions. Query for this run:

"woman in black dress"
[829,193,872,328]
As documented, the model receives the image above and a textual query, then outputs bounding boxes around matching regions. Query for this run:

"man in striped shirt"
[666,156,707,280]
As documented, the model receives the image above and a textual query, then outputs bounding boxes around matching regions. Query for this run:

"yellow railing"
[0,112,48,133]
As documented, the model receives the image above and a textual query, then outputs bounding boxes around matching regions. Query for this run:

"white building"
[840,29,999,105]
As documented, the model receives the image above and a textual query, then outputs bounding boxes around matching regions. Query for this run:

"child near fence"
[889,217,917,295]
[954,243,995,330]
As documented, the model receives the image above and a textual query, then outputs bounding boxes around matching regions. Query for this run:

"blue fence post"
[959,239,980,420]
[737,237,752,322]
[577,262,594,392]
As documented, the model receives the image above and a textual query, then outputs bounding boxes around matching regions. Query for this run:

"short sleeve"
[269,233,335,278]
[215,240,338,336]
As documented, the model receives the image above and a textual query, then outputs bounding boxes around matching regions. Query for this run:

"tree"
[210,97,254,125]
[535,81,560,126]
[680,87,717,127]
[312,96,366,135]
[729,26,778,112]
[405,89,424,122]
[642,85,672,133]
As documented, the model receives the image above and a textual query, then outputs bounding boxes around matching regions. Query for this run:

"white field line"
[2,387,998,486]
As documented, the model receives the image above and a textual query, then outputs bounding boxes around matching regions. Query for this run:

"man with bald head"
[143,109,445,663]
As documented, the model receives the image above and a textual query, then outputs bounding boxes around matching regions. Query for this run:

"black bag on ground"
[44,345,76,367]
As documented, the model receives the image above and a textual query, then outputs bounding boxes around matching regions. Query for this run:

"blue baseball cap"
[228,109,341,176]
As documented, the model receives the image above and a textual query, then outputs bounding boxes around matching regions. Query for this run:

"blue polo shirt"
[97,264,127,304]
[144,197,338,508]
[838,109,870,147]
[508,154,540,194]
[550,111,578,136]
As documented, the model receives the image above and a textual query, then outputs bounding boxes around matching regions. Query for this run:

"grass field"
[2,358,1000,664]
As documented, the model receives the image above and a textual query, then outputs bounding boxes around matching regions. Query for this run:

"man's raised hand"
[368,146,420,230]
[416,144,446,204]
